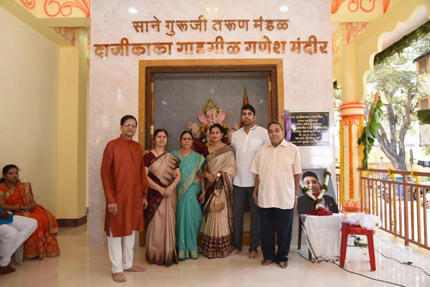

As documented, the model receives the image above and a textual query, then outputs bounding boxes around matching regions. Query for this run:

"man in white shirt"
[229,105,269,259]
[250,121,302,269]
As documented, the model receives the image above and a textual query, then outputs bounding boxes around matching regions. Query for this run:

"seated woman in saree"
[144,129,181,267]
[0,164,60,260]
[171,131,206,260]
[200,124,236,259]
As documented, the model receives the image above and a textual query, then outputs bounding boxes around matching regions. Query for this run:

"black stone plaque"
[289,112,329,146]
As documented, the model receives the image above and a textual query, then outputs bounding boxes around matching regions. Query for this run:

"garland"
[300,168,333,216]
[349,119,354,200]
[411,169,423,244]
[374,21,430,65]
[387,167,395,181]
[359,116,365,210]
[340,118,344,207]
[369,167,376,214]
[282,110,291,141]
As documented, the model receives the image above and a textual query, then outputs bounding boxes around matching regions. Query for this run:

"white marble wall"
[90,0,334,246]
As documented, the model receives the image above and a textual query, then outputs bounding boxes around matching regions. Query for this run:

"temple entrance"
[138,58,284,148]
[138,58,284,246]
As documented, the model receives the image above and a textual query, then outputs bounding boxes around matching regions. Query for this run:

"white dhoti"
[0,215,37,266]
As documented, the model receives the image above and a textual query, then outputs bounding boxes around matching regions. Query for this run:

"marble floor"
[1,225,430,287]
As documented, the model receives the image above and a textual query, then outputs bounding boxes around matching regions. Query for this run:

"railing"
[358,168,430,251]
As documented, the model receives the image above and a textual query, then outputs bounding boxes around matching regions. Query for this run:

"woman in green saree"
[172,131,206,260]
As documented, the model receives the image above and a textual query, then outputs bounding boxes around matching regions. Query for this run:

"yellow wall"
[0,7,59,214]
[56,28,88,219]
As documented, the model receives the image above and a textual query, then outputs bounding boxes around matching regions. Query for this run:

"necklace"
[211,143,224,154]
[5,183,27,206]
[180,148,192,158]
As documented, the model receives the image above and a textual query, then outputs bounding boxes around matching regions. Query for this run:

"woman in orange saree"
[0,165,60,260]
[144,129,181,267]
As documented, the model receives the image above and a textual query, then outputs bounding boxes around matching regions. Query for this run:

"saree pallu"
[144,152,180,267]
[171,151,205,260]
[0,182,60,260]
[200,145,236,259]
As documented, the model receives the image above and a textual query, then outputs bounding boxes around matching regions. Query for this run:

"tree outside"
[364,33,430,170]
[334,32,430,170]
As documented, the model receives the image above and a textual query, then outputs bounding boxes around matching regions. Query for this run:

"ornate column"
[338,23,365,213]
[340,104,364,212]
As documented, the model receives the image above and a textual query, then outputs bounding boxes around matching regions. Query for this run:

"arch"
[333,0,430,104]
[356,1,430,103]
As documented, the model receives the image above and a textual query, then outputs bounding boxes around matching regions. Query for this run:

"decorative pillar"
[339,104,364,212]
[338,23,364,213]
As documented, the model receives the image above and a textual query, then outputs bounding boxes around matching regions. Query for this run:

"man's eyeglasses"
[123,124,137,128]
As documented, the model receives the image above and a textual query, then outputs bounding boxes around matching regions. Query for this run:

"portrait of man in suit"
[297,171,339,214]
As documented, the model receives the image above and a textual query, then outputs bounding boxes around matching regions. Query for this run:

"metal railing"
[358,168,430,251]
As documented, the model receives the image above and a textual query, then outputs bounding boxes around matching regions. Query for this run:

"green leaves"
[366,34,429,170]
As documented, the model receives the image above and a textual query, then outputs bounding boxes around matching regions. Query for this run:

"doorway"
[138,58,284,149]
[138,58,284,246]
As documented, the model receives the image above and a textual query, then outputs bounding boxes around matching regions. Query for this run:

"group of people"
[101,104,302,283]
[0,164,60,275]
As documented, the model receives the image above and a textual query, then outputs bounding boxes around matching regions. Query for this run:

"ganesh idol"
[188,98,233,156]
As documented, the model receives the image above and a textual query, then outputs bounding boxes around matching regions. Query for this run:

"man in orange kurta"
[101,115,148,283]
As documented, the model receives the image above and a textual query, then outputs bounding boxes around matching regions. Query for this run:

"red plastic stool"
[340,225,376,271]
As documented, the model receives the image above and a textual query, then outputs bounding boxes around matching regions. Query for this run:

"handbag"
[209,189,225,212]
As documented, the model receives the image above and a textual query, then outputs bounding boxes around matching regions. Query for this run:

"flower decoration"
[410,169,420,184]
[308,207,332,216]
[387,167,395,181]
[282,110,291,142]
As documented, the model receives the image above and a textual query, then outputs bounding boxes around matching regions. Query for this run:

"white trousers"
[107,230,135,273]
[0,215,37,266]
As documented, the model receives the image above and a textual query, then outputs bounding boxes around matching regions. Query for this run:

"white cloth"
[0,215,37,266]
[107,231,135,273]
[301,214,342,262]
[250,139,302,209]
[231,125,270,187]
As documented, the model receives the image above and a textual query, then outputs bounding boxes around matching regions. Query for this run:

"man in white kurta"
[229,104,269,259]
[250,121,302,269]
